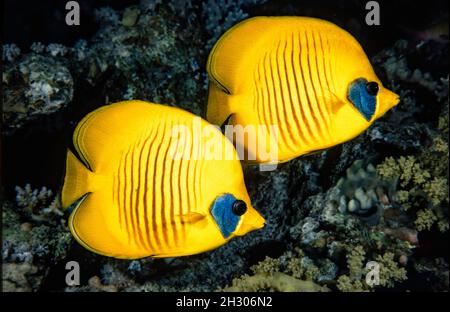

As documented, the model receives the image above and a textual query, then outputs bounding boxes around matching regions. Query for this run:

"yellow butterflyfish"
[61,100,265,259]
[206,16,400,164]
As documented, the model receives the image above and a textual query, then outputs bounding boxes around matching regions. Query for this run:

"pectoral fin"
[177,212,207,224]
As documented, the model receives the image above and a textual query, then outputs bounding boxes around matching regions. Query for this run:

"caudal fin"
[61,149,94,209]
[206,82,233,126]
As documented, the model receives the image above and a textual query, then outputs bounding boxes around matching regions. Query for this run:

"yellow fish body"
[206,16,400,163]
[61,100,265,259]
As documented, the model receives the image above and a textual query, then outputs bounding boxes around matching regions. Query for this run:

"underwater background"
[2,0,449,292]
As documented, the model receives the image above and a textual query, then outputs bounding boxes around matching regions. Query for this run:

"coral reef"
[333,159,395,226]
[335,246,407,291]
[201,0,268,48]
[3,54,73,134]
[2,186,71,291]
[224,272,329,292]
[376,117,449,233]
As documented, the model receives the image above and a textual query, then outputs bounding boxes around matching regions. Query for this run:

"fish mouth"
[375,88,400,118]
[384,89,400,107]
[234,207,265,236]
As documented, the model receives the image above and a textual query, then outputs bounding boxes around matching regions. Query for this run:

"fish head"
[372,82,400,119]
[199,123,265,240]
[233,202,266,236]
[345,76,400,122]
[343,42,400,116]
[205,162,264,240]
[227,185,265,237]
[330,57,400,143]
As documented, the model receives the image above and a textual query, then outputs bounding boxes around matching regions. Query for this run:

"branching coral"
[336,246,369,292]
[222,249,332,292]
[375,252,407,288]
[414,209,438,231]
[335,246,407,291]
[222,248,337,292]
[377,115,449,233]
[2,198,71,291]
[15,184,64,222]
[250,256,280,275]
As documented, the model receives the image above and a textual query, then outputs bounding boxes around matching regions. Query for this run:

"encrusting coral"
[2,185,71,291]
[224,272,329,292]
[335,245,407,291]
[223,255,329,292]
[2,54,74,134]
[332,159,396,225]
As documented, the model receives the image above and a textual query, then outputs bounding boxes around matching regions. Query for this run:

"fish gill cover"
[1,0,449,293]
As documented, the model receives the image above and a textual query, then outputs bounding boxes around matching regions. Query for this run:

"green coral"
[335,245,407,291]
[347,246,366,280]
[375,252,407,287]
[377,156,430,187]
[423,177,448,206]
[336,275,366,292]
[250,256,280,275]
[336,245,369,292]
[224,272,330,292]
[415,209,438,231]
[286,258,304,279]
[223,249,330,292]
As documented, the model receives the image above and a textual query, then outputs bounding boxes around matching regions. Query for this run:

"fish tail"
[61,149,95,209]
[206,82,234,126]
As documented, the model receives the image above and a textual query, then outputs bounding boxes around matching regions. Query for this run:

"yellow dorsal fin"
[72,100,164,173]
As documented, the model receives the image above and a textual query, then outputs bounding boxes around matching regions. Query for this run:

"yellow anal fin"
[303,148,329,157]
[68,192,144,259]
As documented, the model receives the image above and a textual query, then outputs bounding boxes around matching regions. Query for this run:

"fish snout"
[383,88,400,109]
[234,206,265,236]
[377,88,400,118]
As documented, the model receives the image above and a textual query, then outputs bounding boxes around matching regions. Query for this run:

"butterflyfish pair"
[61,101,265,259]
[62,16,400,259]
[206,16,400,163]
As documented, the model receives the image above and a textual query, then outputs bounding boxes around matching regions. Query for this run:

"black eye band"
[232,200,247,216]
[366,81,379,96]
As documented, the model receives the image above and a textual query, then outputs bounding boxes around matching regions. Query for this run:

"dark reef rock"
[2,1,448,292]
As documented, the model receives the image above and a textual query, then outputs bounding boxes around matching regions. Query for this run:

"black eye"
[366,81,379,96]
[232,200,247,216]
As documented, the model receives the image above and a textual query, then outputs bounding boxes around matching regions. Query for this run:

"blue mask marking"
[210,193,241,239]
[348,78,377,121]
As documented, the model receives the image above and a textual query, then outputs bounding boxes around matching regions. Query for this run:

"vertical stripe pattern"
[112,118,203,255]
[253,28,334,152]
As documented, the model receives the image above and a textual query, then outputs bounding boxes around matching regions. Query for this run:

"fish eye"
[232,200,247,216]
[366,81,379,96]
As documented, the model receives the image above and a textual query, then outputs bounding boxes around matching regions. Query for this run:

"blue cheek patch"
[348,78,376,121]
[210,194,240,239]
